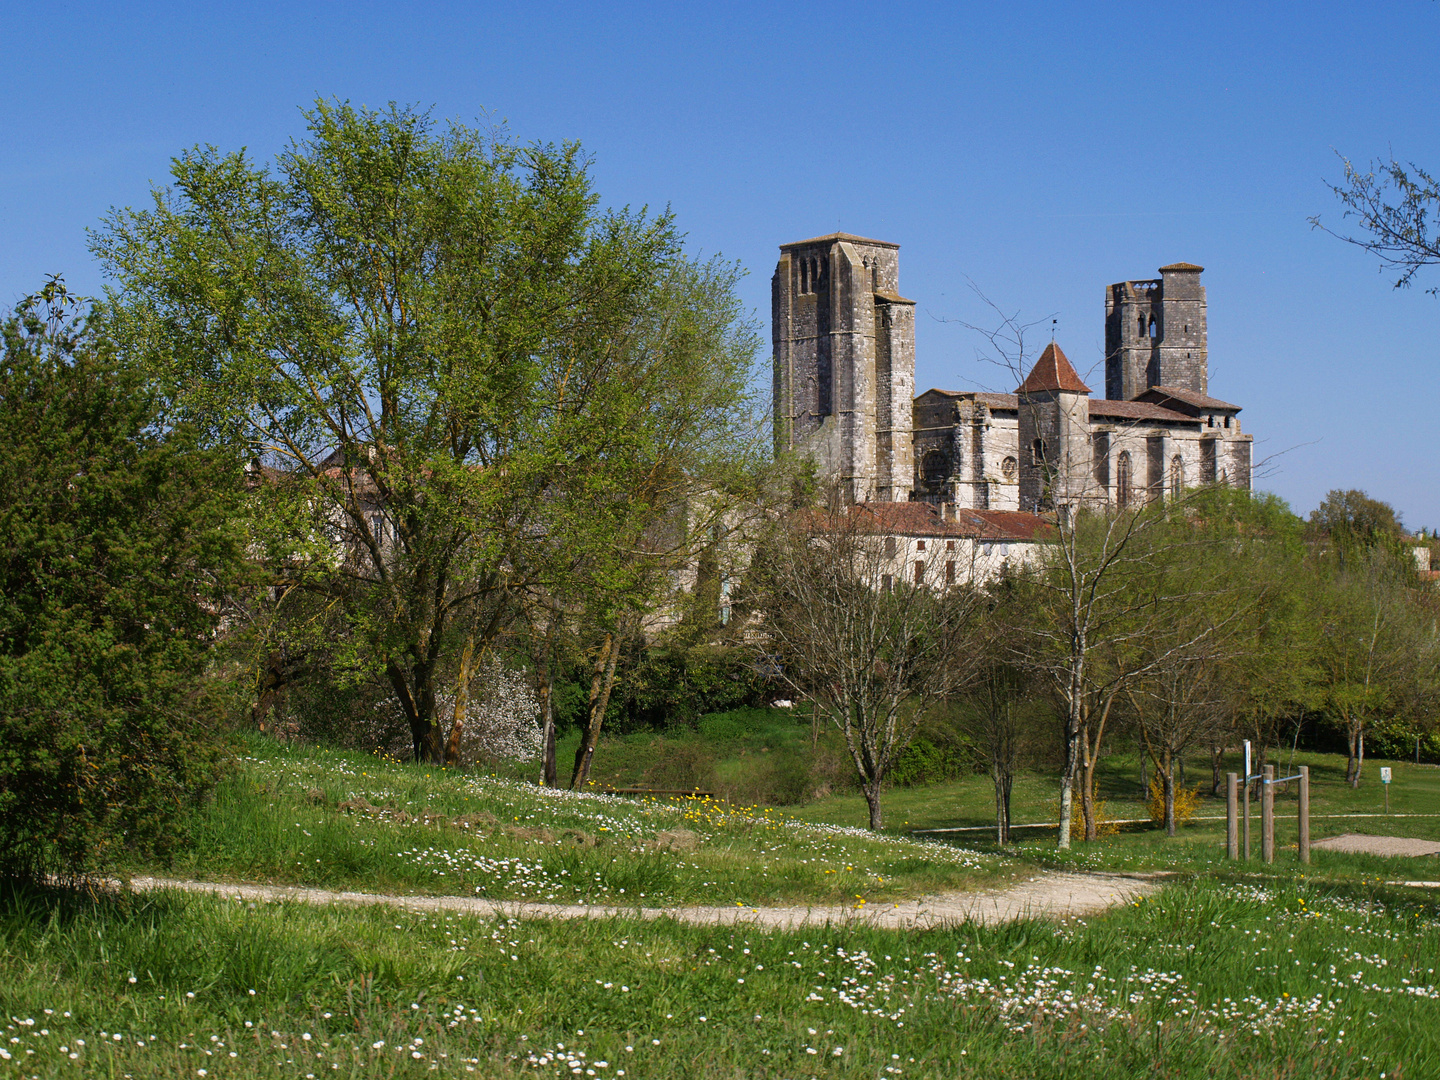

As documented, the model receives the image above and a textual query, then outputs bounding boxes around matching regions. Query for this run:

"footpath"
[128,871,1162,931]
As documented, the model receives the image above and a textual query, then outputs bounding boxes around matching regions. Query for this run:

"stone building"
[774,234,1253,513]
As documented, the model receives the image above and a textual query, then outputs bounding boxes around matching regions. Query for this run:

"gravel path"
[128,871,1161,930]
[1311,833,1440,857]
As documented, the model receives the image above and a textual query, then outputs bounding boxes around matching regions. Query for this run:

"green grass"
[11,736,1440,1078]
[793,747,1440,875]
[4,871,1438,1078]
[126,734,1011,907]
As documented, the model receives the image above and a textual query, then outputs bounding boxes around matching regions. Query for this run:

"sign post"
[1381,766,1392,813]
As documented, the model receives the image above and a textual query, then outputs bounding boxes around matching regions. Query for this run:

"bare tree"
[1312,154,1440,294]
[755,499,983,830]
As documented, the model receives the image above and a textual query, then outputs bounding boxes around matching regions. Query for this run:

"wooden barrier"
[1298,765,1310,864]
[1226,772,1239,860]
[1261,765,1275,863]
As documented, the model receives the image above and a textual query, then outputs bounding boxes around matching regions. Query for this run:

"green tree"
[95,100,761,763]
[0,282,243,881]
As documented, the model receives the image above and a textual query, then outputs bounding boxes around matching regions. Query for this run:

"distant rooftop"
[780,232,899,250]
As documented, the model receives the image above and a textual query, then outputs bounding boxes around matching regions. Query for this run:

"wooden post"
[1297,765,1310,865]
[1242,774,1252,861]
[1226,772,1239,860]
[1261,764,1275,864]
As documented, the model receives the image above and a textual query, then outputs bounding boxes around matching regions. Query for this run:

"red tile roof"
[1159,262,1205,272]
[1016,342,1091,394]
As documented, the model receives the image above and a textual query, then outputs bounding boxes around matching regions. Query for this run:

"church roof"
[1016,342,1091,394]
[1159,262,1205,272]
[874,288,916,304]
[843,502,1051,541]
[780,232,899,250]
[1088,399,1194,423]
[1136,385,1241,412]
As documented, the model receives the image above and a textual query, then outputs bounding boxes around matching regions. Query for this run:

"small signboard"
[1380,767,1393,784]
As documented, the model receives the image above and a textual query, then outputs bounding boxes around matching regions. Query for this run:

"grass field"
[8,730,1440,1079]
[3,869,1437,1078]
[130,735,1013,907]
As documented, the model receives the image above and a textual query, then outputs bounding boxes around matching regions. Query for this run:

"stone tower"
[772,233,915,502]
[1016,341,1092,512]
[1104,263,1207,401]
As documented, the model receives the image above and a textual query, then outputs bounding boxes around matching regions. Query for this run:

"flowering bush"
[453,657,542,764]
[1147,779,1202,825]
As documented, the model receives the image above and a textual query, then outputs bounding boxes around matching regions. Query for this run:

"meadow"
[132,735,1012,907]
[6,722,1440,1079]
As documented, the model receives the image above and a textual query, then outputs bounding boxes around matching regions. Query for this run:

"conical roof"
[1016,341,1091,394]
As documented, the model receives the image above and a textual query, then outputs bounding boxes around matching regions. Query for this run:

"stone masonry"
[775,235,1254,514]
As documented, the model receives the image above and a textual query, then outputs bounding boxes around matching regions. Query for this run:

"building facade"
[774,234,1254,513]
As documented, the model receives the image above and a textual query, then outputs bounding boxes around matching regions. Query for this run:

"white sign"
[1380,767,1393,784]
[1244,740,1252,779]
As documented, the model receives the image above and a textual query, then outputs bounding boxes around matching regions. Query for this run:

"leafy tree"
[1309,549,1438,787]
[95,100,761,763]
[0,282,243,881]
[1309,489,1407,563]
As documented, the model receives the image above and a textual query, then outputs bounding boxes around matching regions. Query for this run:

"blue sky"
[3,1,1437,525]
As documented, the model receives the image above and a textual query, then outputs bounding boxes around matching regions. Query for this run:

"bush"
[1147,780,1202,826]
[887,735,970,788]
[605,646,771,732]
[0,288,243,881]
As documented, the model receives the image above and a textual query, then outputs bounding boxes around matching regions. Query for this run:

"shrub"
[453,657,542,764]
[1060,799,1121,841]
[0,287,243,881]
[606,646,771,732]
[887,735,970,788]
[1147,779,1202,826]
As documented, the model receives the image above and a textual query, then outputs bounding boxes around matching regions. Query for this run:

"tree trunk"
[1211,745,1224,797]
[444,635,480,768]
[1057,690,1084,850]
[538,652,557,787]
[570,632,620,789]
[1163,749,1176,837]
[1345,718,1362,787]
[992,759,1012,845]
[1354,726,1365,788]
[862,780,884,831]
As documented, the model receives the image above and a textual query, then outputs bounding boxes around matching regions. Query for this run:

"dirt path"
[129,871,1162,931]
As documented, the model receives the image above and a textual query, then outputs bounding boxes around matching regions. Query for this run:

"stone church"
[772,233,1253,512]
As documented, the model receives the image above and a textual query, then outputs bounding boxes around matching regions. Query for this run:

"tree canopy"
[94,100,763,762]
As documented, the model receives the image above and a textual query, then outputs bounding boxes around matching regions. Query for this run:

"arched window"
[1031,438,1047,467]
[1148,315,1158,339]
[1170,454,1184,498]
[799,259,808,294]
[1138,313,1146,338]
[1116,450,1133,509]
